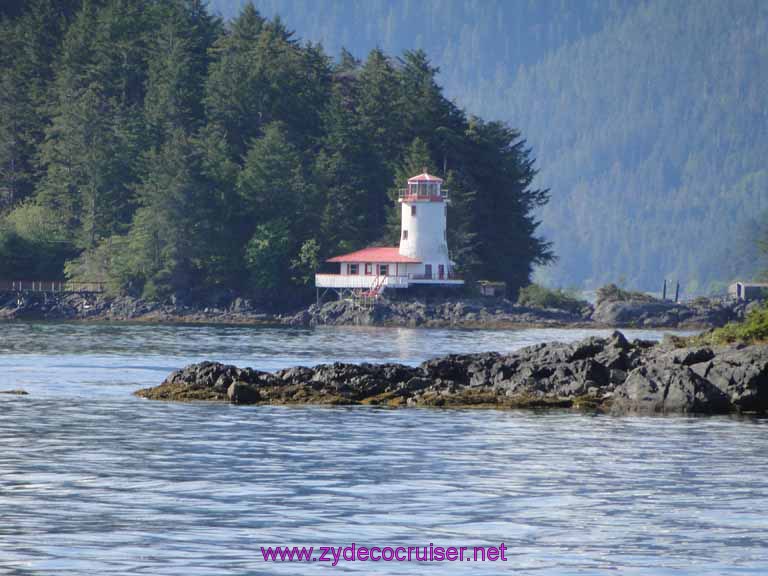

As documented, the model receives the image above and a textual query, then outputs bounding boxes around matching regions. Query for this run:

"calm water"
[1,322,766,575]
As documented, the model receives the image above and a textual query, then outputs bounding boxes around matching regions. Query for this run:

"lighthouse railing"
[398,188,448,202]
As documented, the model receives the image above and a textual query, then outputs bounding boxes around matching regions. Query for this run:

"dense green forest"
[207,0,768,293]
[507,0,768,293]
[0,0,552,306]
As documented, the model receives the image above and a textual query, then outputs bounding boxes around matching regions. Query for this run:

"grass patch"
[517,283,588,313]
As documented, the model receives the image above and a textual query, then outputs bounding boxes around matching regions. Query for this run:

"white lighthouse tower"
[314,170,463,299]
[398,171,451,280]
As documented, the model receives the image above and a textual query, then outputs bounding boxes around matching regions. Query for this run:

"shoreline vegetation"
[136,329,768,416]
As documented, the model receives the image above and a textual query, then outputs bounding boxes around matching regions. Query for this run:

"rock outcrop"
[592,298,739,328]
[283,298,591,328]
[136,332,768,415]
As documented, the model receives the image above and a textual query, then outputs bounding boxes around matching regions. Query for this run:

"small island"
[136,305,768,415]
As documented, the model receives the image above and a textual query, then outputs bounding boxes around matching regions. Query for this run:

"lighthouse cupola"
[398,171,451,280]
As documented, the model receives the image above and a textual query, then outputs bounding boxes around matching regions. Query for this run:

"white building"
[728,282,768,302]
[315,172,464,299]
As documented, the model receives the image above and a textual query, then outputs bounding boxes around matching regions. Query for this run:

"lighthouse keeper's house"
[315,172,464,300]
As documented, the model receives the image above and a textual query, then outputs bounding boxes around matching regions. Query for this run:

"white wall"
[398,201,450,275]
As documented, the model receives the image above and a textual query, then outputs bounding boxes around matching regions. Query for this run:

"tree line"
[0,0,553,306]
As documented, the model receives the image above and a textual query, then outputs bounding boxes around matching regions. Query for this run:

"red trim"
[327,246,420,264]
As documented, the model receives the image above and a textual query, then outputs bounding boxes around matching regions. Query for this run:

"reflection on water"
[1,322,765,575]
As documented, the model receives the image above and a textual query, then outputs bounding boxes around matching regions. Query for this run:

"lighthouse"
[315,171,464,299]
[398,171,451,280]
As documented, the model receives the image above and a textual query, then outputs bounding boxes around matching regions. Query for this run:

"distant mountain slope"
[506,0,768,292]
[207,0,635,114]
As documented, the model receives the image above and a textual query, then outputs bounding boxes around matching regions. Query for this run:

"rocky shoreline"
[135,332,768,415]
[284,297,749,329]
[0,292,278,325]
[0,290,755,329]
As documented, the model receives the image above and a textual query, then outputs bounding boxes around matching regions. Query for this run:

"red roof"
[327,246,420,263]
[408,172,443,183]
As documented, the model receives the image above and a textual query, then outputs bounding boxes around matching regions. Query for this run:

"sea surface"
[1,322,767,575]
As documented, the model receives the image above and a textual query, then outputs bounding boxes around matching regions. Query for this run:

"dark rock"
[0,389,28,395]
[608,330,631,350]
[227,382,260,404]
[690,347,768,412]
[612,360,730,414]
[664,347,715,366]
[137,334,768,415]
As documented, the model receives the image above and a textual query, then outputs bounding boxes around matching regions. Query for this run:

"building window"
[424,264,432,279]
[411,205,417,216]
[402,229,408,240]
[349,263,359,275]
[365,263,373,275]
[379,264,389,276]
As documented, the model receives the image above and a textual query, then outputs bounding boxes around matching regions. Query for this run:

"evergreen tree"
[37,84,139,249]
[237,122,307,225]
[122,128,217,299]
[237,122,314,290]
[385,137,435,243]
[397,50,465,154]
[315,85,381,254]
[204,2,267,160]
[0,0,79,209]
[358,48,402,163]
[205,4,329,160]
[464,119,553,293]
[144,0,220,144]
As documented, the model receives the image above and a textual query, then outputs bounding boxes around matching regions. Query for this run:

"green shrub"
[517,283,588,313]
[697,304,768,345]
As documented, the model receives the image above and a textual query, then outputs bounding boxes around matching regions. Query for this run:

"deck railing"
[0,280,106,294]
[315,274,410,289]
[315,272,463,289]
[409,272,462,281]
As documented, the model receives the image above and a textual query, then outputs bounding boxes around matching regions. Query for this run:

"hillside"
[208,0,768,293]
[0,1,551,305]
[508,0,768,292]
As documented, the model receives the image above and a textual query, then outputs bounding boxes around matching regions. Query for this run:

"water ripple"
[0,323,766,574]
